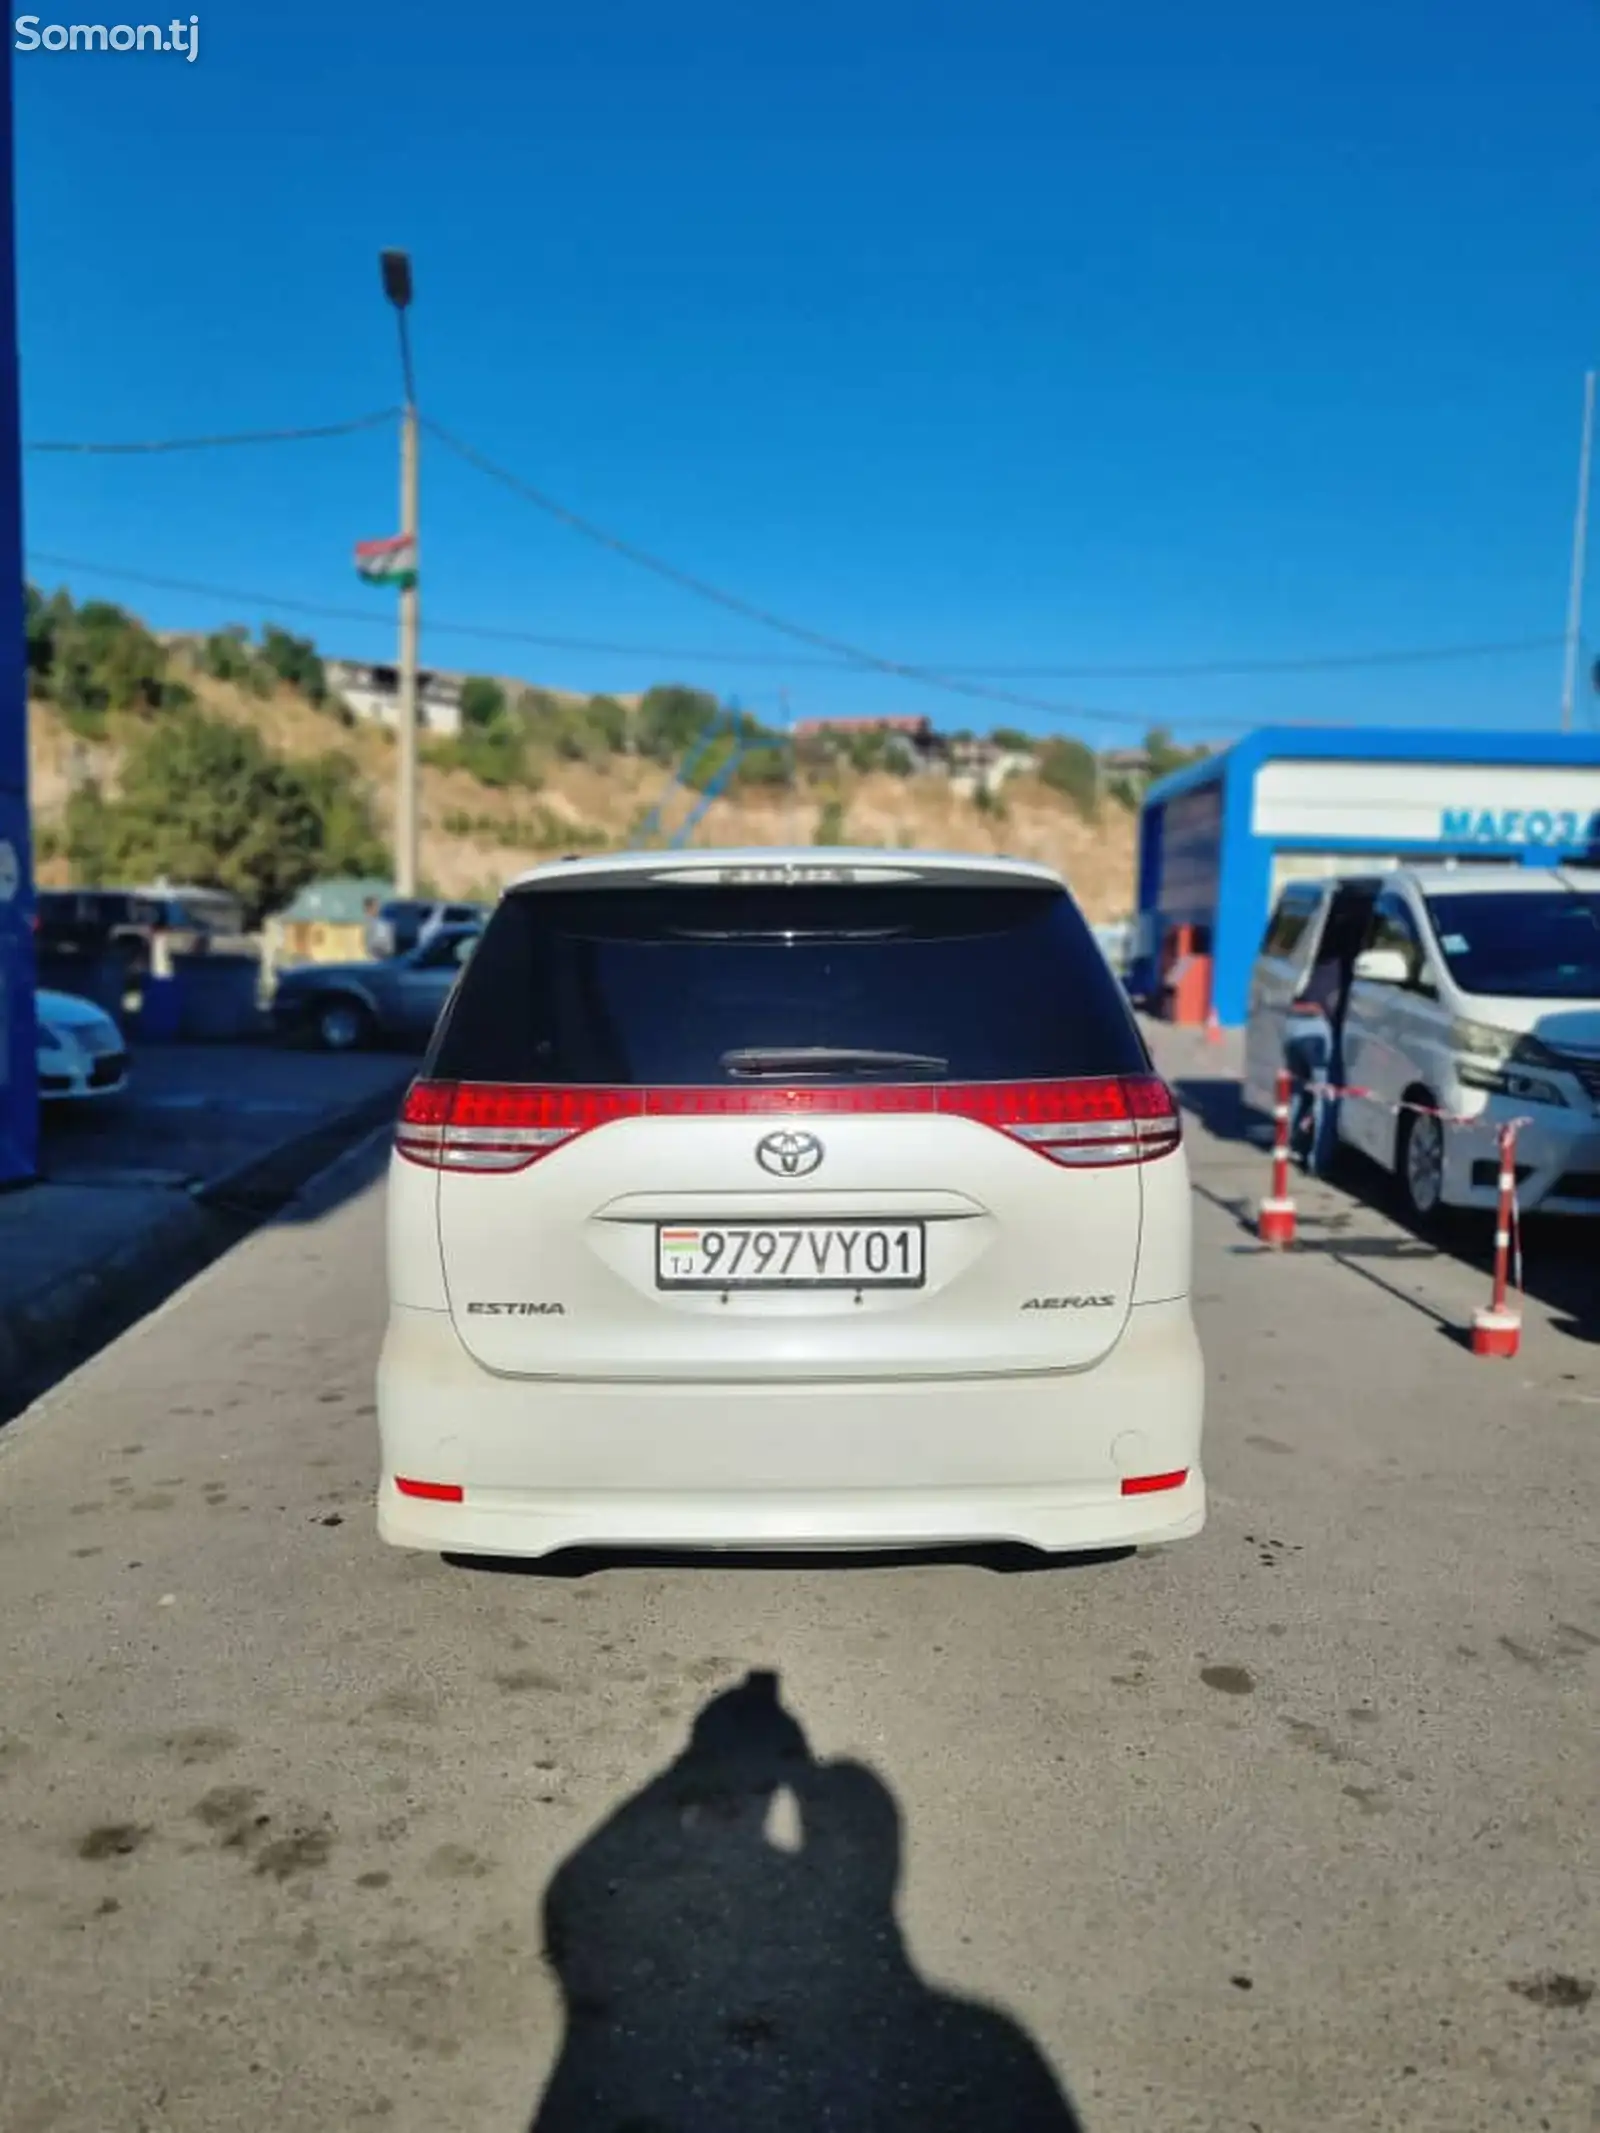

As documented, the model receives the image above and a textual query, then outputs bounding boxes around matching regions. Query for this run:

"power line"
[419,416,1186,732]
[419,417,1565,728]
[29,551,397,629]
[21,408,1565,680]
[26,542,1564,678]
[24,409,398,455]
[22,413,1562,680]
[27,547,1575,737]
[16,545,1245,733]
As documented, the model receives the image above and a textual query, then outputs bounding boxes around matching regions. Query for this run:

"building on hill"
[326,658,463,738]
[1100,745,1153,779]
[790,714,945,770]
[947,734,1038,798]
[788,715,1042,796]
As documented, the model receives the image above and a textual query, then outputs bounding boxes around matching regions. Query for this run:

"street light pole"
[381,249,420,895]
[1560,367,1594,736]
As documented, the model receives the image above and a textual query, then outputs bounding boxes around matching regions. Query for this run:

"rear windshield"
[428,881,1149,1085]
[1424,889,1600,1001]
[39,892,128,923]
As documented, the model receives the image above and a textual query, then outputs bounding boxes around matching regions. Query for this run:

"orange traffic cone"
[1204,1007,1223,1045]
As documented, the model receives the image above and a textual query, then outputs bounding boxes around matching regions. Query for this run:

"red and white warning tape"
[1301,1082,1532,1133]
[1258,1069,1527,1357]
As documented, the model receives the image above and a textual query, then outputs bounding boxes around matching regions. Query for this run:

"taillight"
[394,1080,645,1172]
[946,1074,1181,1168]
[395,1073,1180,1173]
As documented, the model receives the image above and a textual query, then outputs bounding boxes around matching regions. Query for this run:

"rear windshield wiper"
[720,1046,949,1080]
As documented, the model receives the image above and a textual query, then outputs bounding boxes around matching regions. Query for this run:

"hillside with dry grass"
[25,600,1142,921]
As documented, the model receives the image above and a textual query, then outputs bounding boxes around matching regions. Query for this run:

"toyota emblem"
[755,1129,825,1178]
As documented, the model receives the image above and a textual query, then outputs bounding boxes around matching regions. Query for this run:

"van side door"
[1341,891,1433,1165]
[1244,886,1323,1113]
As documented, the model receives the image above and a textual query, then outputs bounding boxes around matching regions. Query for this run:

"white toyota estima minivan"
[377,850,1204,1560]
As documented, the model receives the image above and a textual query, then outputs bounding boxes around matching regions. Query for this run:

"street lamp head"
[380,249,413,310]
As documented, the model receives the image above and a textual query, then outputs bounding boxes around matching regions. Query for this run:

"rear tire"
[314,996,374,1053]
[1396,1098,1448,1229]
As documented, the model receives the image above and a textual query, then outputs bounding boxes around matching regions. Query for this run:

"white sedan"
[36,988,130,1101]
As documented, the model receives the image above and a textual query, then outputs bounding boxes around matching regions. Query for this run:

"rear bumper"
[375,1297,1205,1558]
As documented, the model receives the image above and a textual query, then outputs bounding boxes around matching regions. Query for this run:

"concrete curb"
[189,1076,407,1216]
[0,1077,406,1418]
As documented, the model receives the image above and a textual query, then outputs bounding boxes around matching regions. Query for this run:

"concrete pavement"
[0,1062,1594,2131]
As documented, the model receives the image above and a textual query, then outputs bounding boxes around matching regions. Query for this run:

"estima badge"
[465,1301,566,1316]
[755,1130,825,1178]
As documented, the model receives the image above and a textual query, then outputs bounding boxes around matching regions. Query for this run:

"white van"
[1245,866,1600,1223]
[379,848,1203,1560]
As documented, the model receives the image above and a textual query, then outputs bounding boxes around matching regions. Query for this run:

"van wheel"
[1397,1101,1447,1227]
[314,996,374,1053]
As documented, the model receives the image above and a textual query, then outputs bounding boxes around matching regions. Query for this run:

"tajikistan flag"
[354,533,417,589]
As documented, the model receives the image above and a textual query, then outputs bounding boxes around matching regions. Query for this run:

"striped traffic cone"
[1257,1067,1297,1247]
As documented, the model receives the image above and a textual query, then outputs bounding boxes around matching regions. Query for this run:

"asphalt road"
[38,1042,412,1192]
[0,1060,1594,2133]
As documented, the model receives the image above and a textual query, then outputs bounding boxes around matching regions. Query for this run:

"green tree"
[847,727,907,775]
[1036,737,1100,820]
[433,678,534,785]
[40,599,182,734]
[292,750,390,878]
[522,688,631,765]
[1143,725,1211,782]
[63,711,385,924]
[435,721,529,788]
[990,726,1031,752]
[257,625,327,704]
[635,683,722,763]
[732,743,793,790]
[814,797,847,846]
[576,693,629,757]
[460,676,508,731]
[201,627,261,686]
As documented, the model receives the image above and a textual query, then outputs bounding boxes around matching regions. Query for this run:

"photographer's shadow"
[531,1669,1082,2132]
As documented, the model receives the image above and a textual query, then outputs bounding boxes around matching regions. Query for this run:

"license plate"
[655,1221,926,1290]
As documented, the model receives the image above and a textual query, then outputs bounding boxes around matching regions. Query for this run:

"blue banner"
[0,31,36,1187]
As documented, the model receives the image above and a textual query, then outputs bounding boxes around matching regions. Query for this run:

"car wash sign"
[1440,803,1600,849]
[1253,759,1600,852]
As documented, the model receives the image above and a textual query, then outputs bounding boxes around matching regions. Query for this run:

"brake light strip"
[395,1075,1181,1175]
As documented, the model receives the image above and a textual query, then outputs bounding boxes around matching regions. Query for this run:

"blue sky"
[15,0,1600,744]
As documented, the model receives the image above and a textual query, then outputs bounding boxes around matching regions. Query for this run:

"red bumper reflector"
[395,1477,464,1503]
[1120,1469,1188,1497]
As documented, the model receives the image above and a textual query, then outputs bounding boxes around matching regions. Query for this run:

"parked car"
[131,884,246,943]
[35,886,239,979]
[1246,866,1600,1222]
[36,988,130,1101]
[35,890,151,974]
[270,925,482,1051]
[373,898,486,957]
[377,847,1203,1561]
